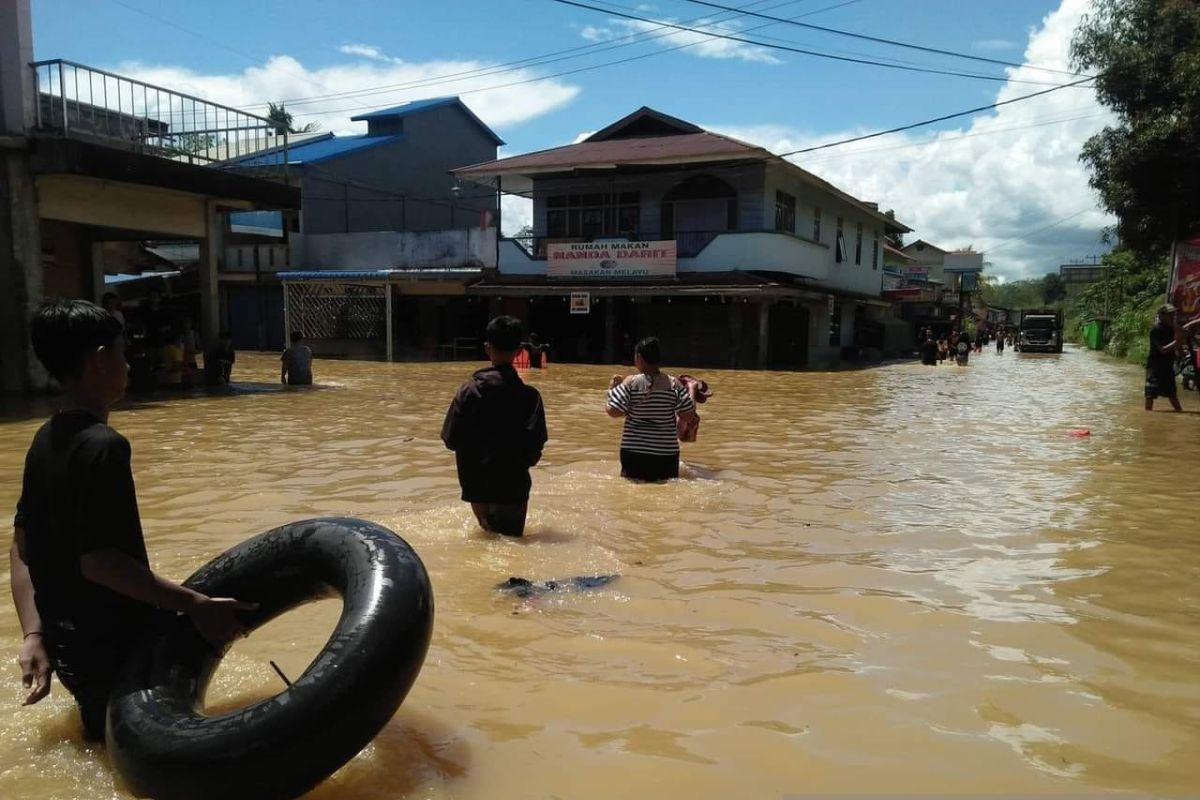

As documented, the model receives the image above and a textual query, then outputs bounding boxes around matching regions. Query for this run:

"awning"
[463,270,891,305]
[278,269,480,282]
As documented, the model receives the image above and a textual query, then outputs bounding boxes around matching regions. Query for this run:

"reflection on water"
[1,347,1198,797]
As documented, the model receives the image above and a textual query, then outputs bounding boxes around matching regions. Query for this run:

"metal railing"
[31,59,287,170]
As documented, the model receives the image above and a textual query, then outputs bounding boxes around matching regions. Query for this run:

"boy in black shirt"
[441,316,548,536]
[10,299,253,740]
[1145,304,1183,412]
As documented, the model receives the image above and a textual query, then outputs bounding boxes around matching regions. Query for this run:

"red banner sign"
[1172,236,1200,324]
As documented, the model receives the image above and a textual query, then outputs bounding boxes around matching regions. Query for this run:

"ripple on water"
[0,348,1198,797]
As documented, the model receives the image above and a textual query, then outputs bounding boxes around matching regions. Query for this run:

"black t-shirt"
[441,365,548,482]
[1147,322,1175,371]
[14,411,153,639]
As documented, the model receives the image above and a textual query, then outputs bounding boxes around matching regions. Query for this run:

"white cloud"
[501,193,533,236]
[337,44,390,62]
[974,39,1020,51]
[712,0,1114,280]
[108,52,581,137]
[577,17,782,64]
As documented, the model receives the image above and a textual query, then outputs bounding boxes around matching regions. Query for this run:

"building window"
[775,190,796,233]
[855,222,863,265]
[813,207,822,241]
[546,192,640,238]
[872,230,879,270]
[835,216,845,263]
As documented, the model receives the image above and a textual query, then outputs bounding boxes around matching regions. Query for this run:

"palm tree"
[266,102,320,135]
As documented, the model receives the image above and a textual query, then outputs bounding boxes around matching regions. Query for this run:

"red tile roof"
[455,131,765,176]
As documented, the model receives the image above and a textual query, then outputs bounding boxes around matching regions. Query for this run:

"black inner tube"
[106,517,434,800]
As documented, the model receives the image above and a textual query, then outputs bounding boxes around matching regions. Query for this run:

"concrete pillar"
[757,299,770,369]
[90,241,106,302]
[0,0,36,135]
[385,283,393,362]
[806,298,831,369]
[0,0,43,392]
[603,297,616,363]
[0,150,42,392]
[727,299,742,369]
[840,300,857,348]
[197,202,223,346]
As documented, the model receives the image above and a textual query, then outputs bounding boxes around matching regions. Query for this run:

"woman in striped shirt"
[606,337,696,482]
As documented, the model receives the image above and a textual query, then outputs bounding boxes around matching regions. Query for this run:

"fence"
[282,276,393,361]
[31,59,286,170]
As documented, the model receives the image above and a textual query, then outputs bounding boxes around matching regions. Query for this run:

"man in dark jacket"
[442,316,548,536]
[1145,304,1183,412]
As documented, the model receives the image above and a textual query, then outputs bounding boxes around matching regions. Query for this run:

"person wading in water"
[605,337,696,482]
[441,316,548,536]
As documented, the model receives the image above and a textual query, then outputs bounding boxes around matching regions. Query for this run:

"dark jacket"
[441,365,547,469]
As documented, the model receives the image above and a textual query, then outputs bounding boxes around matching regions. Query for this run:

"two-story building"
[1,0,300,391]
[452,107,911,369]
[230,97,502,235]
[220,97,503,354]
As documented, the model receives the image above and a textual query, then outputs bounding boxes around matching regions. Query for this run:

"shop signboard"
[547,240,676,279]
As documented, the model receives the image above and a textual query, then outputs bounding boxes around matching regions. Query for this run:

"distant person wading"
[605,337,696,482]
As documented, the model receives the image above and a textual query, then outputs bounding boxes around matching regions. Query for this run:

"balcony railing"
[30,59,287,171]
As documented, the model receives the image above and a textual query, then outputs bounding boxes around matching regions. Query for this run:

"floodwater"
[0,346,1198,799]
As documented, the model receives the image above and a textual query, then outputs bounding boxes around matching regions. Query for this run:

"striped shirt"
[607,374,696,456]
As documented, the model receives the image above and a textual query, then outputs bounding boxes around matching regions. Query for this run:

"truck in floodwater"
[1017,309,1064,353]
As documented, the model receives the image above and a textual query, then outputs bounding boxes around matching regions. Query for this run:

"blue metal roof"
[231,133,403,167]
[351,97,458,121]
[350,96,505,146]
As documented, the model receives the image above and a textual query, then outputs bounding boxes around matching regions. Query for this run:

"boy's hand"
[188,596,258,650]
[18,634,52,705]
[609,374,624,390]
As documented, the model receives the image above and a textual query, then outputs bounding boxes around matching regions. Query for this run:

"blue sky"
[30,0,1111,279]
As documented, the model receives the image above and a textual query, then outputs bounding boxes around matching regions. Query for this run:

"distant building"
[1,0,299,391]
[886,240,987,337]
[1060,258,1107,297]
[220,97,504,355]
[230,97,502,235]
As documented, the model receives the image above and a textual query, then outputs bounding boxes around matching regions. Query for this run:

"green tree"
[981,277,1045,310]
[1071,0,1200,256]
[266,102,320,135]
[172,132,215,155]
[1042,273,1068,304]
[1069,247,1168,361]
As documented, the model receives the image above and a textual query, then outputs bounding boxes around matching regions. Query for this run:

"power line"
[795,110,1107,165]
[270,0,815,108]
[987,209,1096,254]
[774,76,1096,157]
[285,0,1065,122]
[675,0,1087,77]
[547,0,1083,86]
[283,0,871,119]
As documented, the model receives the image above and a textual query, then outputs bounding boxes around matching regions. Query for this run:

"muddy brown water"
[0,347,1197,798]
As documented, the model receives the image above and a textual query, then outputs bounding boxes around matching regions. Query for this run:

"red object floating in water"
[1067,428,1091,437]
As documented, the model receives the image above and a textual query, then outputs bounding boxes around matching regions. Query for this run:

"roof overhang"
[455,152,767,195]
[31,136,301,210]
